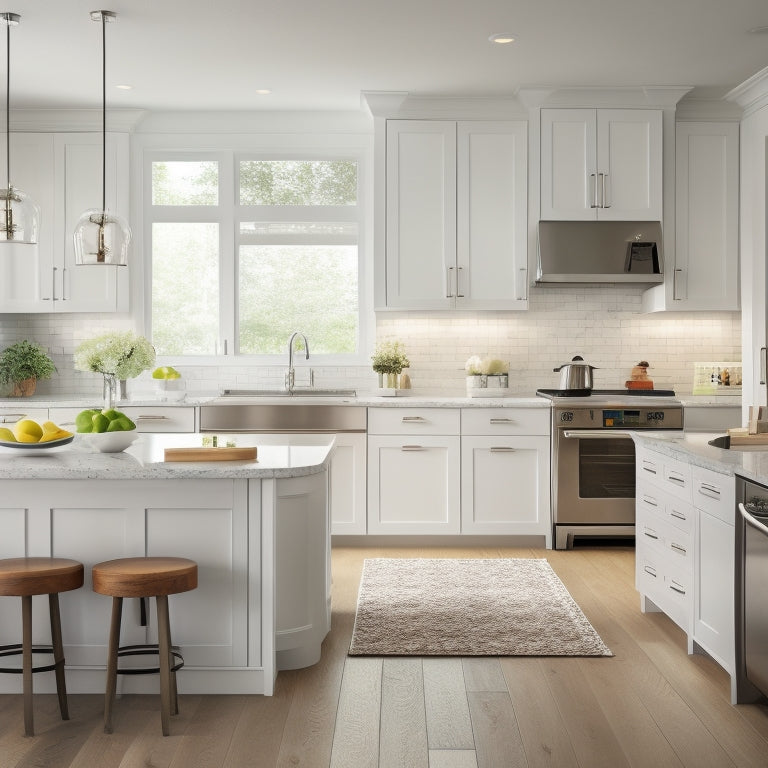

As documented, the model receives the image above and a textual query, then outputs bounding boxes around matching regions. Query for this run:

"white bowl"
[84,429,138,453]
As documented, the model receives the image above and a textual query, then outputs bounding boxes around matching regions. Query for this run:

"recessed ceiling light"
[748,25,768,33]
[254,89,271,95]
[115,84,132,90]
[489,33,516,44]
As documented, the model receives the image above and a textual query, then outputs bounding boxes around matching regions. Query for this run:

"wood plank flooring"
[1,544,767,768]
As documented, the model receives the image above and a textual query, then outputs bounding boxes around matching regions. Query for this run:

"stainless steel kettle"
[553,356,598,390]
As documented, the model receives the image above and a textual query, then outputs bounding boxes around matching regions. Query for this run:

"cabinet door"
[329,432,367,535]
[0,133,56,312]
[673,122,739,310]
[54,132,129,312]
[694,507,734,673]
[596,109,663,220]
[385,120,456,309]
[540,109,597,220]
[460,435,550,538]
[367,435,460,534]
[456,121,528,309]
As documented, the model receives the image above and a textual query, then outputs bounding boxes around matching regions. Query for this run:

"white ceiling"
[9,0,768,113]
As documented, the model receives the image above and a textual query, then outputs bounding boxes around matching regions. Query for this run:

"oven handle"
[739,503,768,536]
[562,430,633,439]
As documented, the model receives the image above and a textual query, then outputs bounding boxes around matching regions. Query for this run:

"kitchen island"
[0,433,334,696]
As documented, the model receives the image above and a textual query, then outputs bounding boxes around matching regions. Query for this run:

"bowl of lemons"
[0,419,74,450]
[75,408,138,453]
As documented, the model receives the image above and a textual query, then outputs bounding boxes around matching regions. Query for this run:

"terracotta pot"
[10,378,36,397]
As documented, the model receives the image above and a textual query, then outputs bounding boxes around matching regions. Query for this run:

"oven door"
[553,428,637,525]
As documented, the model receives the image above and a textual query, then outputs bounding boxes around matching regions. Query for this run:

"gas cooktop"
[536,388,676,399]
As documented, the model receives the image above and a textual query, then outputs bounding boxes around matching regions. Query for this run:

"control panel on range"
[554,407,683,430]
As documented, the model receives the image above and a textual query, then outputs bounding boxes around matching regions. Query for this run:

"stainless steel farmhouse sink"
[200,401,366,433]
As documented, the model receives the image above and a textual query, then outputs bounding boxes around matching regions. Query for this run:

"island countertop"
[0,432,334,480]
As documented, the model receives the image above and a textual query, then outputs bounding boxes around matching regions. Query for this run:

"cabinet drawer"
[461,408,549,436]
[662,456,692,502]
[692,466,735,525]
[368,408,460,435]
[119,406,196,433]
[637,451,663,483]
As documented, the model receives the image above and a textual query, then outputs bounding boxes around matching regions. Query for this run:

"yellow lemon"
[42,420,61,434]
[0,427,16,442]
[14,419,43,443]
[39,428,73,443]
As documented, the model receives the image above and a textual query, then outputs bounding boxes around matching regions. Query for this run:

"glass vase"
[385,372,399,389]
[103,373,118,411]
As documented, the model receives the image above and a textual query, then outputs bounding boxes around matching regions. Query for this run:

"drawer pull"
[401,445,425,451]
[670,509,687,521]
[641,460,657,474]
[670,542,687,555]
[490,447,515,452]
[698,483,721,500]
[401,416,426,423]
[0,414,26,423]
[667,472,686,486]
[489,418,513,424]
[643,565,657,578]
[642,495,659,507]
[669,581,686,595]
[136,415,171,421]
[643,529,659,540]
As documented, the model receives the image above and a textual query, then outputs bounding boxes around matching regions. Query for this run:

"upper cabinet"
[541,108,663,221]
[384,119,528,310]
[0,131,129,313]
[642,121,739,312]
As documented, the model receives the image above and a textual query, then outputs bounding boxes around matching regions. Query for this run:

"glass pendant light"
[73,10,130,265]
[0,12,40,245]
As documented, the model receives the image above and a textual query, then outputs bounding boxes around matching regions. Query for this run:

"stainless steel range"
[537,389,684,549]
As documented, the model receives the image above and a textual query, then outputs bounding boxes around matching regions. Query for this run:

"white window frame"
[141,137,373,366]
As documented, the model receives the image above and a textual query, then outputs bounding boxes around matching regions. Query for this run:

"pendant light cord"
[101,12,106,216]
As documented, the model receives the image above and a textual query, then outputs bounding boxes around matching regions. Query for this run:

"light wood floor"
[1,545,767,768]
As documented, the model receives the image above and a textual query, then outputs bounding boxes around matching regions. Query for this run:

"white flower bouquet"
[74,332,156,379]
[465,356,510,397]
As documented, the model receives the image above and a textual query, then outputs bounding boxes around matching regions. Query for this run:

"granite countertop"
[633,431,768,486]
[0,433,334,480]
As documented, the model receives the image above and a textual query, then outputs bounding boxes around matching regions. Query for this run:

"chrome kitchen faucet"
[286,332,310,392]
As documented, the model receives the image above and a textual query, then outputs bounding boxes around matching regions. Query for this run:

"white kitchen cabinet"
[635,444,736,681]
[48,405,196,433]
[541,108,663,221]
[385,120,528,310]
[0,479,248,670]
[0,132,129,313]
[0,406,49,424]
[329,432,367,535]
[460,408,551,542]
[367,408,461,534]
[692,465,735,674]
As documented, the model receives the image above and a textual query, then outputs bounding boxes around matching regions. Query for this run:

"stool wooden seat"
[0,557,84,736]
[91,557,197,736]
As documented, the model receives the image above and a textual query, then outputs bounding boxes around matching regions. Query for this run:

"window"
[147,153,362,359]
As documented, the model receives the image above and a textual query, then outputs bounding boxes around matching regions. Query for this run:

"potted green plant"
[0,340,57,397]
[371,340,410,390]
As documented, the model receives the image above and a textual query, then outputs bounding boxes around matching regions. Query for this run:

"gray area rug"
[348,558,612,657]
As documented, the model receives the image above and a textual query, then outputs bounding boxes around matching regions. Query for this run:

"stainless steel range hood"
[536,220,664,284]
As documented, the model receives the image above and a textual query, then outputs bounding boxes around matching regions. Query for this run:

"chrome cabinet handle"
[643,565,657,578]
[589,173,598,208]
[401,445,425,451]
[489,418,513,424]
[401,416,426,422]
[52,266,58,301]
[517,267,528,301]
[643,529,659,540]
[641,495,658,507]
[670,542,687,555]
[641,460,657,474]
[673,268,683,301]
[669,581,686,595]
[761,347,767,386]
[490,447,516,452]
[456,266,464,298]
[601,172,610,208]
[61,267,68,300]
[666,472,686,486]
[698,483,721,500]
[136,415,170,421]
[446,266,454,298]
[670,509,687,521]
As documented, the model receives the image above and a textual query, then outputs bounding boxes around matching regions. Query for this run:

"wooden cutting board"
[164,446,258,462]
[726,428,768,445]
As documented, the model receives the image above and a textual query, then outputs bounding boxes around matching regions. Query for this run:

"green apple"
[152,366,181,380]
[75,408,100,433]
[91,413,110,433]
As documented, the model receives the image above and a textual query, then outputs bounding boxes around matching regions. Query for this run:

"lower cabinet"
[460,435,550,538]
[329,432,367,535]
[635,444,735,688]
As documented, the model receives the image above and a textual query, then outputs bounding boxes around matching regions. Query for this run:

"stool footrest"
[115,644,184,676]
[0,644,64,674]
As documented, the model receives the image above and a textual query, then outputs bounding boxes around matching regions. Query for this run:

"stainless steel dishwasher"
[735,476,768,704]
[199,402,366,434]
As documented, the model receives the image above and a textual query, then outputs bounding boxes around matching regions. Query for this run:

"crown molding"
[725,65,768,115]
[10,109,146,132]
[518,85,693,109]
[675,99,742,121]
[361,91,527,119]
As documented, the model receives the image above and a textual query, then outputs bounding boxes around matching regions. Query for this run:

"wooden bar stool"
[0,557,84,736]
[91,557,197,736]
